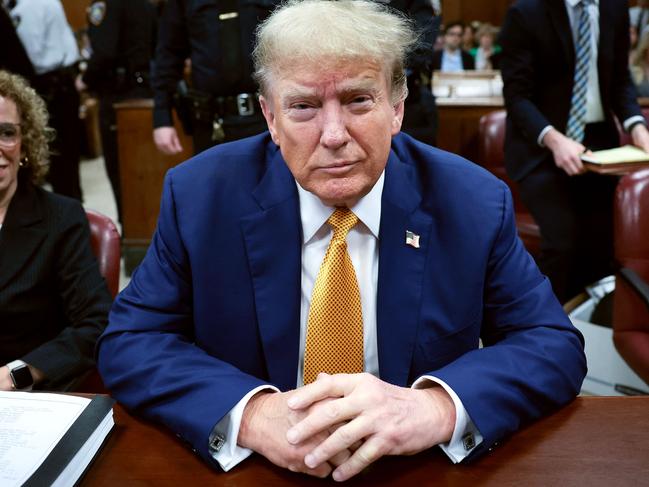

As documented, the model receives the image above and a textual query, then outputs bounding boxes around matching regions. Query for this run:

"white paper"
[0,392,90,487]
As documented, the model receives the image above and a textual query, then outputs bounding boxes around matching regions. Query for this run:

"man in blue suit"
[97,0,586,481]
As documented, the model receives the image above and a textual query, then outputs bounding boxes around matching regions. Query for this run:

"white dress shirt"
[210,172,482,471]
[538,0,643,145]
[11,0,79,74]
[441,49,465,73]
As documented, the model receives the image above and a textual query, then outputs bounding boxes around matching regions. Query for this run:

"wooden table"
[81,396,649,486]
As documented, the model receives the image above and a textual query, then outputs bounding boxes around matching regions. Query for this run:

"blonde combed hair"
[253,0,418,103]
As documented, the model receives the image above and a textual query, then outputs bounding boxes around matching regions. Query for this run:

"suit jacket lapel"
[240,149,302,391]
[0,184,46,291]
[548,0,575,66]
[597,0,611,64]
[376,152,433,386]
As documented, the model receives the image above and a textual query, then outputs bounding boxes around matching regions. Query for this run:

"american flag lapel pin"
[405,230,420,249]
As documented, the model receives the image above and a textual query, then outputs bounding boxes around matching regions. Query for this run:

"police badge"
[88,1,107,26]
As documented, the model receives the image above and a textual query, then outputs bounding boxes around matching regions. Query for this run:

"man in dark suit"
[98,0,586,481]
[500,0,649,303]
[431,21,475,72]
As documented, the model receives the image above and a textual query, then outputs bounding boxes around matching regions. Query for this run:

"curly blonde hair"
[0,70,52,184]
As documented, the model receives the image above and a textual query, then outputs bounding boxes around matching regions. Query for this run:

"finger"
[303,415,371,469]
[288,373,349,410]
[287,395,362,444]
[331,437,386,482]
[287,461,332,479]
[328,448,353,468]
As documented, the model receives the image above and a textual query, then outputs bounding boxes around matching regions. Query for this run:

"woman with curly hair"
[0,70,111,391]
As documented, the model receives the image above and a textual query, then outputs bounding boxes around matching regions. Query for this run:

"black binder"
[23,395,115,487]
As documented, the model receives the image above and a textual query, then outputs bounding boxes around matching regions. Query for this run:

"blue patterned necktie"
[565,0,592,142]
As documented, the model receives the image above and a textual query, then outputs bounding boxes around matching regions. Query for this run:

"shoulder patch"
[87,1,106,26]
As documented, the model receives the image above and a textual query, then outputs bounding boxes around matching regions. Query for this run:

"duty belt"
[214,93,257,117]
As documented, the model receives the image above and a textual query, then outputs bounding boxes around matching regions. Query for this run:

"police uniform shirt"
[82,0,157,92]
[10,0,79,75]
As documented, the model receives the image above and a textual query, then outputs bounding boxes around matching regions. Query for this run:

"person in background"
[76,0,158,223]
[392,0,440,147]
[151,0,278,156]
[462,20,480,52]
[0,70,111,392]
[630,0,649,37]
[98,0,585,480]
[6,0,83,201]
[0,5,34,80]
[470,23,501,70]
[432,21,475,72]
[500,0,649,303]
[631,31,649,98]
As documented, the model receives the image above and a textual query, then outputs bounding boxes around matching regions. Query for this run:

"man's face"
[444,25,463,51]
[260,59,404,207]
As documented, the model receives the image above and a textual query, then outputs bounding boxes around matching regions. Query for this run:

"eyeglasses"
[0,122,21,147]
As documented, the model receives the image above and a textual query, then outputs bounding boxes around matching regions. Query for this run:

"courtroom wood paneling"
[62,0,90,33]
[115,99,192,269]
[442,0,514,26]
[436,101,503,163]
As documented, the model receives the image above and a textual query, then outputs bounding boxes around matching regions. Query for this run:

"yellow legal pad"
[581,145,649,165]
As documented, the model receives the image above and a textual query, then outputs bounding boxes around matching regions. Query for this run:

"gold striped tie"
[303,208,364,384]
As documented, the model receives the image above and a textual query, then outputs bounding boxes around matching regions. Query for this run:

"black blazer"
[500,0,641,181]
[431,49,475,71]
[0,184,111,390]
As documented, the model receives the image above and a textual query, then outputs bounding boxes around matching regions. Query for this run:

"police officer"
[391,0,440,147]
[8,0,83,200]
[0,5,35,81]
[152,0,277,155]
[76,0,158,221]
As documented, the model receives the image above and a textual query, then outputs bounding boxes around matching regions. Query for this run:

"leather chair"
[613,169,649,385]
[70,210,121,393]
[86,209,121,299]
[478,110,541,256]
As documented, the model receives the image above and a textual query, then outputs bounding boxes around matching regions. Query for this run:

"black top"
[0,184,112,390]
[0,6,35,80]
[83,0,157,94]
[151,0,279,127]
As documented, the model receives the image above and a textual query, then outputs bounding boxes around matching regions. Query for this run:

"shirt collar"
[566,0,598,7]
[297,171,384,244]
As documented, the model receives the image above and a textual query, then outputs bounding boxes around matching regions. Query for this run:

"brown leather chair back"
[86,209,121,298]
[478,110,541,256]
[613,169,649,384]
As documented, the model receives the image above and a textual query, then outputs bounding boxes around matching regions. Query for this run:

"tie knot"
[327,208,358,241]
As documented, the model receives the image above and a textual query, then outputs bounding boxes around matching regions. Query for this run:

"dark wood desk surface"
[81,396,649,486]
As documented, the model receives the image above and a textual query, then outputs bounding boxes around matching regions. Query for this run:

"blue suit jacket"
[97,132,586,467]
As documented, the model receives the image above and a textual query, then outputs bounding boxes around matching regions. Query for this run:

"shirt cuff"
[623,115,647,133]
[208,384,280,471]
[412,375,483,463]
[537,125,554,147]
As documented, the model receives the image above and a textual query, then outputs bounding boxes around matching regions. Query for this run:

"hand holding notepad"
[581,145,649,165]
[580,145,649,174]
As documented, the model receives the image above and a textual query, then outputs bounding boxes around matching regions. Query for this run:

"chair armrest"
[619,268,649,312]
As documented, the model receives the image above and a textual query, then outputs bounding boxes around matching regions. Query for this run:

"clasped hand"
[239,372,456,481]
